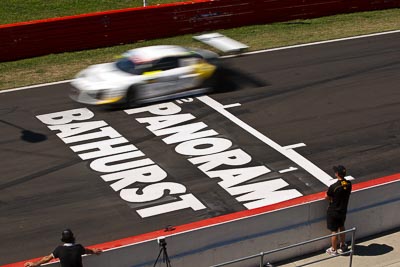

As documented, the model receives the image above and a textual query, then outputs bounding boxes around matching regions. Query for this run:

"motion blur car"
[70,45,220,106]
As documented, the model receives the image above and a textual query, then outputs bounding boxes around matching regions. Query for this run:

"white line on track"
[222,29,400,58]
[283,143,307,150]
[197,95,337,186]
[0,79,72,94]
[222,103,241,109]
[2,29,400,94]
[279,167,298,173]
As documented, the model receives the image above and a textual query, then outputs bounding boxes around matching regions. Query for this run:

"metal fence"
[210,227,357,267]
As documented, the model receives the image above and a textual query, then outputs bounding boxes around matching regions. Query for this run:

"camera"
[154,236,171,266]
[157,236,167,246]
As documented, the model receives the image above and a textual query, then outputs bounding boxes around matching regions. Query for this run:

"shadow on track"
[213,65,268,93]
[0,119,47,143]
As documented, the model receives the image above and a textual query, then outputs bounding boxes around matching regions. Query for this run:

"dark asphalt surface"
[1,32,399,265]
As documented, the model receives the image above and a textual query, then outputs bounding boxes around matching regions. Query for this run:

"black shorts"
[327,212,346,232]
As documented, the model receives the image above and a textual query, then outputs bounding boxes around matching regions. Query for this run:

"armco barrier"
[1,0,400,62]
[5,174,399,267]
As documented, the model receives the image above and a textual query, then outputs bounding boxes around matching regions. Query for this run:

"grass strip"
[0,0,186,25]
[0,8,399,91]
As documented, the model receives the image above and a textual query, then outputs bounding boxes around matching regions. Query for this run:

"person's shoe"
[326,247,339,256]
[337,243,349,254]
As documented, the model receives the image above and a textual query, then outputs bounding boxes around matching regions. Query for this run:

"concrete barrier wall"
[5,175,399,267]
[1,0,400,62]
[43,176,398,267]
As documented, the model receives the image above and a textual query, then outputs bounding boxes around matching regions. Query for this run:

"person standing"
[325,165,352,256]
[24,229,102,267]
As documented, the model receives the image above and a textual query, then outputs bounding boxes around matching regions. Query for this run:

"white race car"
[70,45,220,106]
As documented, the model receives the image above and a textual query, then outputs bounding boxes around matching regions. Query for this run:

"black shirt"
[53,244,86,267]
[327,179,352,214]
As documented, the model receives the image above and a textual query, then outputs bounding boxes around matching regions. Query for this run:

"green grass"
[0,8,399,90]
[0,0,186,25]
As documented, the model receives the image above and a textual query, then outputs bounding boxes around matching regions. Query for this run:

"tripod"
[153,242,172,267]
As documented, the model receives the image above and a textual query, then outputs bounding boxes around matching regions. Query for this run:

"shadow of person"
[21,130,47,143]
[0,119,48,143]
[354,243,393,256]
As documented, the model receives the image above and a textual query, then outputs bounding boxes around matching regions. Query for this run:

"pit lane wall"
[1,0,400,62]
[9,174,396,267]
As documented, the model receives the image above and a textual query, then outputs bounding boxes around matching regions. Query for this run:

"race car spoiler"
[193,33,248,54]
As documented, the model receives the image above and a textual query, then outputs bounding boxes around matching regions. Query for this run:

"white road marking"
[279,167,298,173]
[0,80,72,93]
[2,30,399,94]
[197,95,334,186]
[222,103,241,109]
[222,29,400,58]
[283,143,306,150]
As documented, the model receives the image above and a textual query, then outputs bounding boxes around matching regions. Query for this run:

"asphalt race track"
[1,32,399,265]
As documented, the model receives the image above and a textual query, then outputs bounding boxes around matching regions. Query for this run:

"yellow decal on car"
[194,62,216,79]
[143,70,162,76]
[97,96,125,105]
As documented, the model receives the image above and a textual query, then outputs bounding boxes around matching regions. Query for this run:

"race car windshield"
[115,57,151,75]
